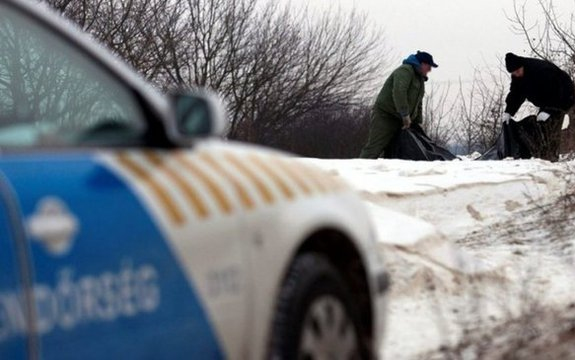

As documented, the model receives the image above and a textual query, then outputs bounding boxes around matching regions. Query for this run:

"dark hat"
[415,51,438,68]
[505,53,523,72]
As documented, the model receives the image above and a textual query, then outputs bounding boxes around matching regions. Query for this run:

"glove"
[502,112,511,124]
[537,111,551,122]
[402,115,412,129]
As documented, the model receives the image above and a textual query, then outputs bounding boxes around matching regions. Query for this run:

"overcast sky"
[287,0,574,86]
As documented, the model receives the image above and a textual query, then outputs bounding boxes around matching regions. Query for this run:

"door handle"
[26,197,79,256]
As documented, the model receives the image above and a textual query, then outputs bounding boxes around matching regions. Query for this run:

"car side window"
[0,5,145,148]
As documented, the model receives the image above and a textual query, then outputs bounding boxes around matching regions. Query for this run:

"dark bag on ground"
[384,124,457,161]
[478,116,536,160]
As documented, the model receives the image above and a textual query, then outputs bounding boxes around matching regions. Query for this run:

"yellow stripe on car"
[174,153,234,215]
[274,158,315,195]
[222,152,276,205]
[112,150,348,224]
[292,162,331,194]
[247,154,296,200]
[197,152,256,211]
[116,153,186,225]
[143,152,211,220]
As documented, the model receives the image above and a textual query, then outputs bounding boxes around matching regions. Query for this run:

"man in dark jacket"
[502,52,575,161]
[360,51,438,158]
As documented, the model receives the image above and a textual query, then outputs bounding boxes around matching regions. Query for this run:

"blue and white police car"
[0,0,388,358]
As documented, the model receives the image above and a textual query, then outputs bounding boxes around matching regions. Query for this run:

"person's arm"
[392,67,411,118]
[504,78,526,116]
[416,97,423,123]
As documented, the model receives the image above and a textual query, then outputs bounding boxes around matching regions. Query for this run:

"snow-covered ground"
[303,158,575,359]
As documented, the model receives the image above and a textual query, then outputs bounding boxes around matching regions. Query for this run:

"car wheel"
[269,253,367,360]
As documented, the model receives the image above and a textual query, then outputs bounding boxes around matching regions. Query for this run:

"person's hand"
[402,115,412,129]
[537,111,551,122]
[502,112,512,124]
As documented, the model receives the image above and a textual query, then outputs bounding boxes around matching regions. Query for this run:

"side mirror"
[171,90,227,138]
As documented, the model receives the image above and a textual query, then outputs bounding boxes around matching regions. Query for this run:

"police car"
[0,0,388,358]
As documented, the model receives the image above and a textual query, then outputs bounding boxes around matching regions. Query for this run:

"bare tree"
[273,104,371,158]
[509,0,575,75]
[47,0,187,82]
[422,83,457,148]
[454,68,507,154]
[43,0,389,152]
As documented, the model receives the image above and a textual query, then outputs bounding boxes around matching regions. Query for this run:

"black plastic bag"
[479,116,534,160]
[384,124,457,161]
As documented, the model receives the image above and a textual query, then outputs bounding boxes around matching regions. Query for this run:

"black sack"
[478,116,534,160]
[384,124,457,161]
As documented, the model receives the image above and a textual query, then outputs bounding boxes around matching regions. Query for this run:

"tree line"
[44,0,575,157]
[44,0,387,157]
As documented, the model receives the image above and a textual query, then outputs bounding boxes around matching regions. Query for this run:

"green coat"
[375,64,425,123]
[359,62,426,158]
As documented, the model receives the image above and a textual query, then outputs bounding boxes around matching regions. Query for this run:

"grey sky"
[289,0,573,86]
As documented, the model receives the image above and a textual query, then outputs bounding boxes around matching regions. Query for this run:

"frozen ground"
[304,158,575,359]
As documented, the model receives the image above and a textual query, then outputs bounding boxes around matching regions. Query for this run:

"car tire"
[269,253,368,360]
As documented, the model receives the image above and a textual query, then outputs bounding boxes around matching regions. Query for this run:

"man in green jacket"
[360,51,438,158]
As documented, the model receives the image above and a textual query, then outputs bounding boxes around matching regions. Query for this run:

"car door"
[0,2,230,359]
[0,173,36,360]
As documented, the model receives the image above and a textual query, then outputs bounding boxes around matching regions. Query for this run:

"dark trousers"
[359,110,402,159]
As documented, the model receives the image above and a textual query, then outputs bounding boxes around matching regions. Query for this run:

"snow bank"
[304,157,571,243]
[303,158,570,275]
[301,157,575,359]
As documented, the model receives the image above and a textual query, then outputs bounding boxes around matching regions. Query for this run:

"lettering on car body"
[0,260,160,342]
[206,266,241,299]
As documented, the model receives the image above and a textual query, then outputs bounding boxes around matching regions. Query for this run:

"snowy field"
[304,158,575,359]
